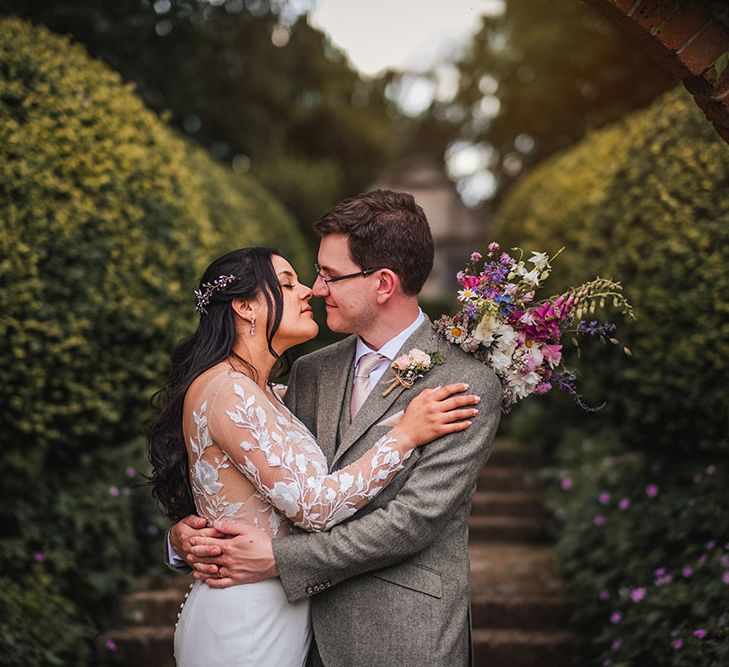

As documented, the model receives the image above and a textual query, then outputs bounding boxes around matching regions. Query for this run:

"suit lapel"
[332,318,440,467]
[316,336,356,465]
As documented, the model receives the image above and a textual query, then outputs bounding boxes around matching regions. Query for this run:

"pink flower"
[599,590,609,602]
[598,492,610,505]
[645,484,658,498]
[631,587,646,602]
[33,551,45,563]
[682,567,693,578]
[722,571,729,585]
[698,554,708,565]
[464,275,480,289]
[693,629,707,639]
[611,639,622,651]
[618,498,630,511]
[610,612,622,623]
[541,344,563,368]
[126,466,136,478]
[488,242,500,252]
[392,354,411,371]
[593,515,605,526]
[470,252,482,262]
[109,486,120,497]
[672,639,682,650]
[706,464,716,475]
[106,640,117,651]
[534,382,552,394]
[560,477,573,491]
[706,540,716,550]
[654,567,666,577]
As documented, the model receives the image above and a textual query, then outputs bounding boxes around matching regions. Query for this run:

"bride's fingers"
[440,407,479,424]
[429,383,470,401]
[204,576,236,589]
[438,394,480,412]
[190,561,220,575]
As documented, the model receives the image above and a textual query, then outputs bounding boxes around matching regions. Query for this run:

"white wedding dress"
[173,363,411,667]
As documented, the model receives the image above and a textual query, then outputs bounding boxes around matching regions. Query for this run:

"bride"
[146,247,479,667]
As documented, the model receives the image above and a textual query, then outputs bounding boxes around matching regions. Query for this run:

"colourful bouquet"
[433,243,634,412]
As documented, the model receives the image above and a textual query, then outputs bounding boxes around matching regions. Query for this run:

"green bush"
[0,16,309,663]
[496,86,729,456]
[544,431,729,666]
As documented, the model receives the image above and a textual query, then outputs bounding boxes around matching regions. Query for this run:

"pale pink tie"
[350,352,387,421]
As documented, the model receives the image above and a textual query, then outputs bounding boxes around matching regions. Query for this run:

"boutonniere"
[382,348,445,396]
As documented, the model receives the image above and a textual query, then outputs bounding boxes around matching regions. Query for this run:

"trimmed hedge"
[0,17,309,662]
[496,86,729,456]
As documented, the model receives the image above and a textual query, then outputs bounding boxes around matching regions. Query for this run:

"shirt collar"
[354,309,426,365]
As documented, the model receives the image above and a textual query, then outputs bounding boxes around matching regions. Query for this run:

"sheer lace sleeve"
[206,376,413,532]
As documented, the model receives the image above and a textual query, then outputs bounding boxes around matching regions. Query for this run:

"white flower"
[494,323,519,355]
[445,325,468,344]
[506,370,542,399]
[473,314,498,346]
[528,251,549,270]
[457,288,476,301]
[270,481,301,519]
[193,459,223,495]
[489,347,514,372]
[522,268,541,286]
[460,336,480,353]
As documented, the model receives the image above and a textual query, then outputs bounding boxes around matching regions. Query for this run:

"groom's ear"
[375,269,400,304]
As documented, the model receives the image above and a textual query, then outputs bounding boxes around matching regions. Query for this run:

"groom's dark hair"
[314,189,434,295]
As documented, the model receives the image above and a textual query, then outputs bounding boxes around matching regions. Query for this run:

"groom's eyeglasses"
[314,263,385,285]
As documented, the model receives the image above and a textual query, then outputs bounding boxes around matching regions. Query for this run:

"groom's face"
[313,234,379,335]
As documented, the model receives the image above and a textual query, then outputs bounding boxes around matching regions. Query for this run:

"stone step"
[139,574,194,591]
[120,587,189,627]
[97,626,175,667]
[470,491,545,518]
[486,446,541,469]
[472,628,579,667]
[470,594,573,631]
[469,516,549,544]
[478,466,541,493]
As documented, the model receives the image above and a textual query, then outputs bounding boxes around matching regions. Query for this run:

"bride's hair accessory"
[194,274,237,314]
[382,348,445,397]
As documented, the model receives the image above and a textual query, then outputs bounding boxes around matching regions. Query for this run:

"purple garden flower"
[694,629,707,639]
[593,515,605,526]
[560,477,573,491]
[109,486,120,497]
[706,540,716,550]
[631,587,646,602]
[126,466,136,478]
[706,464,716,475]
[599,590,610,602]
[672,639,683,650]
[645,484,658,498]
[106,640,117,651]
[618,498,630,511]
[682,567,694,578]
[610,612,622,624]
[722,571,729,585]
[598,492,610,505]
[33,551,45,563]
[611,639,622,651]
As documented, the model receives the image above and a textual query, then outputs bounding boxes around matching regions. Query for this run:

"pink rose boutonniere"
[382,348,445,397]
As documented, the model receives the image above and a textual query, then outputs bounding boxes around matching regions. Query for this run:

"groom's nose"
[312,274,328,298]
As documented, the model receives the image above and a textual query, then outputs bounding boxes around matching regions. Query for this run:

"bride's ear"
[231,298,255,324]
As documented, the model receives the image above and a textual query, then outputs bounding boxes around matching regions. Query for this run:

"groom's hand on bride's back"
[187,519,279,589]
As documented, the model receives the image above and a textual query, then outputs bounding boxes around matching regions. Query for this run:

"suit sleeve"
[271,370,502,602]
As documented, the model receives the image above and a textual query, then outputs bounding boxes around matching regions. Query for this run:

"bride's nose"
[300,285,313,301]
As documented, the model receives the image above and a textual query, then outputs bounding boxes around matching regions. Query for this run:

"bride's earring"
[250,316,256,336]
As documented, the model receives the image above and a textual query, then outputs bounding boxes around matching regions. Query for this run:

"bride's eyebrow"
[277,270,297,280]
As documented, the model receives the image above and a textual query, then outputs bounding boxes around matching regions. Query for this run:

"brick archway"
[584,0,729,143]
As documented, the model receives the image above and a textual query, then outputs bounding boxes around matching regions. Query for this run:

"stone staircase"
[469,440,580,666]
[97,439,579,666]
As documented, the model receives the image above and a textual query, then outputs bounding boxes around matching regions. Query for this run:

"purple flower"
[106,640,117,651]
[610,612,622,623]
[618,498,630,511]
[126,466,136,478]
[672,639,683,650]
[593,515,606,526]
[654,567,666,577]
[682,567,693,578]
[706,464,716,475]
[694,629,707,639]
[598,492,610,505]
[146,524,159,536]
[109,486,120,497]
[722,571,729,585]
[631,587,646,602]
[706,540,716,550]
[692,473,702,483]
[645,484,658,498]
[611,639,622,651]
[655,574,673,586]
[599,590,610,602]
[560,477,573,491]
[33,551,45,563]
[698,554,708,565]
[719,615,727,627]
[488,242,499,252]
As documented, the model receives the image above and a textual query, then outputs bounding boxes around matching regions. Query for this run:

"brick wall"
[584,0,729,143]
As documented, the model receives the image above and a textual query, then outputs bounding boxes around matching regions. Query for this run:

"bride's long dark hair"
[147,247,285,521]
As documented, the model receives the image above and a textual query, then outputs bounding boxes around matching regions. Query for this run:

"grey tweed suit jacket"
[274,318,502,667]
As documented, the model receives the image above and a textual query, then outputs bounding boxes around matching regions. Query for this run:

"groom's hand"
[170,515,224,563]
[188,519,279,589]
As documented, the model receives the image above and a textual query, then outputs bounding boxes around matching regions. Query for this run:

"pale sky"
[308,0,505,78]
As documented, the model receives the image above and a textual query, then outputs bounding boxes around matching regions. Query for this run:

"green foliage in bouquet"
[0,17,309,662]
[496,86,729,456]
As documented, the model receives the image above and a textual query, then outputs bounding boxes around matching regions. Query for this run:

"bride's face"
[268,254,318,351]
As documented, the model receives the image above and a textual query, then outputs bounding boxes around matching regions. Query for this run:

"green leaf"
[715,50,729,78]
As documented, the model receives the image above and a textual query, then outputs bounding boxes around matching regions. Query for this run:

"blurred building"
[372,156,487,299]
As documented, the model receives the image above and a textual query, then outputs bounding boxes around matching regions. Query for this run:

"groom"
[170,189,502,666]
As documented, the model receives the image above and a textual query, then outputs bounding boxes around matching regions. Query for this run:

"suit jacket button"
[306,586,312,594]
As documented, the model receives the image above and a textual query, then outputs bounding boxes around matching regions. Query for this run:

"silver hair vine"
[194,274,237,315]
